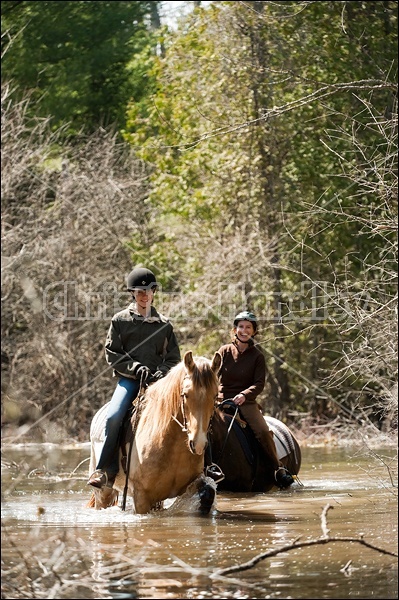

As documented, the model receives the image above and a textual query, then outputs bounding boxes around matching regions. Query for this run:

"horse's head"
[181,350,221,455]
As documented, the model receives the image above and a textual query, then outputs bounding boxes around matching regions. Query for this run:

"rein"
[209,399,239,464]
[218,401,239,460]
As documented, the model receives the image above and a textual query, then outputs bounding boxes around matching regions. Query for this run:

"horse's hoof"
[198,484,215,514]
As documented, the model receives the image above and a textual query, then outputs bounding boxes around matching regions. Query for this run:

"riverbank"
[292,419,397,449]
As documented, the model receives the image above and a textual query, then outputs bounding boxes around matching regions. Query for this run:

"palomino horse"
[88,351,222,514]
[205,402,301,492]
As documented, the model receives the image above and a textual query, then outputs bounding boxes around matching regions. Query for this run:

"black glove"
[136,365,151,384]
[152,370,164,381]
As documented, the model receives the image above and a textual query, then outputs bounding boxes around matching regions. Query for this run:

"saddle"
[220,400,248,428]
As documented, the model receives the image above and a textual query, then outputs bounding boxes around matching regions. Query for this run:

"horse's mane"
[138,356,216,445]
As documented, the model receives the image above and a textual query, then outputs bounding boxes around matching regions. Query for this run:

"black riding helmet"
[233,311,258,333]
[126,267,158,291]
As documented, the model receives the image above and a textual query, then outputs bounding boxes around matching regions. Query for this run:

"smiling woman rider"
[216,311,294,489]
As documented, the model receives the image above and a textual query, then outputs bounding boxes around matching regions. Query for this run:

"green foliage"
[2,0,397,429]
[123,1,397,422]
[1,0,159,131]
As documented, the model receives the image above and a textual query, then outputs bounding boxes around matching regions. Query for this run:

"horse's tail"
[86,493,96,508]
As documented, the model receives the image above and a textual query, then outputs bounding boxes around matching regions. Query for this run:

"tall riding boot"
[239,403,295,489]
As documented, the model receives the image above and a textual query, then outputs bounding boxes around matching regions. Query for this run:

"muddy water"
[1,443,397,599]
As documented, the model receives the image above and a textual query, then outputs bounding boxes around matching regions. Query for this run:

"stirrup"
[87,469,109,489]
[274,466,295,489]
[205,463,225,484]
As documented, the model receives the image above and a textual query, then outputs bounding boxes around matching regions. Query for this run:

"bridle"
[171,375,218,438]
[171,391,188,433]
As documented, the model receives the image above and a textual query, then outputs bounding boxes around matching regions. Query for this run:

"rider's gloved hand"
[152,370,165,381]
[136,365,151,384]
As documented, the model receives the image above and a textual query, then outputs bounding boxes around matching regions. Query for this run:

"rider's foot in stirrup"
[274,467,295,489]
[87,470,112,489]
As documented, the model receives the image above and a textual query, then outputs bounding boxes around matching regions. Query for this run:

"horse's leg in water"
[196,476,216,515]
[132,484,154,514]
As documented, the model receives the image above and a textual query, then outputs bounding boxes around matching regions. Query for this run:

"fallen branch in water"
[212,503,398,578]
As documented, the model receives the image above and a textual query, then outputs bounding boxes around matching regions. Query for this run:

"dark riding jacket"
[105,303,181,379]
[217,341,266,403]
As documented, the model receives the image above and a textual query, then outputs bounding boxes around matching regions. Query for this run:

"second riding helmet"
[126,267,158,291]
[233,311,258,333]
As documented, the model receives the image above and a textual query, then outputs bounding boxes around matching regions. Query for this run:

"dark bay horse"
[205,402,301,492]
[88,351,221,514]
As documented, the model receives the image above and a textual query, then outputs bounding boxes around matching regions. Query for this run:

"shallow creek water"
[1,443,397,599]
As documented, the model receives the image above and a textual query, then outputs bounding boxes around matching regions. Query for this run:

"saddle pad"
[269,426,289,459]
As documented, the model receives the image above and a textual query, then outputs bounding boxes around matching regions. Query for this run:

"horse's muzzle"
[189,439,207,455]
[188,429,208,455]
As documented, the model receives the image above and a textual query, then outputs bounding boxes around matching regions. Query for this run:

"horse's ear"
[211,351,222,373]
[184,350,195,373]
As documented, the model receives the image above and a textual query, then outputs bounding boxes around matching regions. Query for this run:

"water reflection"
[1,444,397,599]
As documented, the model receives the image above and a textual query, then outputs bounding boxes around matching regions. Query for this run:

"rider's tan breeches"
[239,402,280,471]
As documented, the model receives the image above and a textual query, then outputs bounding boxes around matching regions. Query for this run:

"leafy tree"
[123,1,397,425]
[1,0,161,131]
